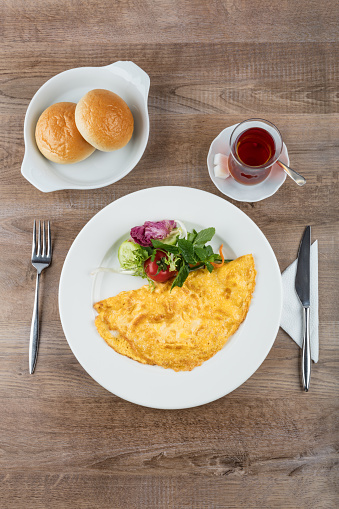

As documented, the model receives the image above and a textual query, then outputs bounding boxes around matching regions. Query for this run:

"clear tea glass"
[228,119,283,185]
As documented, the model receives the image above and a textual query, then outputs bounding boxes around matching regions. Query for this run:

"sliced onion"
[174,219,187,239]
[91,267,136,276]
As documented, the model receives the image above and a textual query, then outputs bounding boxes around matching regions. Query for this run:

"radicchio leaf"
[130,220,176,246]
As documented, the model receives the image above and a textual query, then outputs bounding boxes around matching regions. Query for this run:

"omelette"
[94,254,256,371]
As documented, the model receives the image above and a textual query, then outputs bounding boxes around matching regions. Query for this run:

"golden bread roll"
[35,102,95,164]
[75,89,134,151]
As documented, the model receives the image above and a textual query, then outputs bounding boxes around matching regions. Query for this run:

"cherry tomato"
[144,250,177,282]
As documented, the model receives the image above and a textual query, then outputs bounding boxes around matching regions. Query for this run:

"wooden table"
[1,1,338,507]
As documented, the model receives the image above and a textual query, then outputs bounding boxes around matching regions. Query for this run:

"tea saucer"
[207,124,289,202]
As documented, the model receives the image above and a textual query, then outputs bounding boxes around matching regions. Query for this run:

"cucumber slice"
[118,240,140,269]
[160,228,181,245]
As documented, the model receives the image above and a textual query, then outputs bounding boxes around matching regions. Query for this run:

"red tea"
[228,127,276,185]
[236,127,275,166]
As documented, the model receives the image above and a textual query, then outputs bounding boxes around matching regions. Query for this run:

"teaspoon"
[277,160,306,186]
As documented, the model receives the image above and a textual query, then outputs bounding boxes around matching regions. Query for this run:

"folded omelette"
[94,254,256,371]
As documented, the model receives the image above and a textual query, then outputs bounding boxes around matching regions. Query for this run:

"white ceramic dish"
[59,187,282,409]
[22,61,150,192]
[207,124,289,202]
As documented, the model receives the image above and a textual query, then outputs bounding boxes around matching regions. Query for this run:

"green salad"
[115,219,227,290]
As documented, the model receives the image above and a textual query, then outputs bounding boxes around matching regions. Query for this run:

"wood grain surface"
[1,1,338,508]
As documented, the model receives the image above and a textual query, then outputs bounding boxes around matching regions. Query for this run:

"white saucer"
[22,61,150,192]
[207,124,289,202]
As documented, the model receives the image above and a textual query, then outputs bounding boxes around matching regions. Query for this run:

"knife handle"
[302,307,311,391]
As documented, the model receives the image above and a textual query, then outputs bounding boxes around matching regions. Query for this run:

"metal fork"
[29,221,52,374]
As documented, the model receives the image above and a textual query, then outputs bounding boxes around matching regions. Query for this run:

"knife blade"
[295,225,311,391]
[295,226,311,307]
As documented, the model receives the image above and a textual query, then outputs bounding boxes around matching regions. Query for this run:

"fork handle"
[29,272,40,374]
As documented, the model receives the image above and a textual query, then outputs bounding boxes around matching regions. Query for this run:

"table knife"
[295,226,311,391]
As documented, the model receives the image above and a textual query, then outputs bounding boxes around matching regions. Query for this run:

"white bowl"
[22,61,150,192]
[207,124,289,202]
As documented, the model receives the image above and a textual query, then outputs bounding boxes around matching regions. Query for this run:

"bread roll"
[35,102,95,164]
[75,89,134,151]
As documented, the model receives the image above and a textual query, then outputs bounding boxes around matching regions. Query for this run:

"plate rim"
[59,186,283,409]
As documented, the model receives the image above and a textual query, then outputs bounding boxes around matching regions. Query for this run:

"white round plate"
[207,124,289,202]
[59,187,282,409]
[22,61,150,192]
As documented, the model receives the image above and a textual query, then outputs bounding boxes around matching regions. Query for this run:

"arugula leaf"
[151,239,179,254]
[171,264,190,290]
[177,239,196,264]
[211,254,222,263]
[204,245,214,257]
[194,247,207,261]
[205,262,214,273]
[143,246,154,256]
[194,245,215,261]
[188,262,205,272]
[193,227,215,248]
[187,230,197,243]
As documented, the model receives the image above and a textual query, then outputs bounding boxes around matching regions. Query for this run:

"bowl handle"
[21,153,67,192]
[105,61,150,102]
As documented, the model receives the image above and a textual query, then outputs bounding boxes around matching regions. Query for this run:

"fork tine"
[47,221,51,259]
[42,221,46,257]
[32,220,36,257]
[37,221,41,257]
